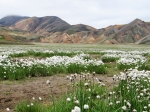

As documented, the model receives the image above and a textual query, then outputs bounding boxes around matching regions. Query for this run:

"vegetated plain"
[0,43,150,112]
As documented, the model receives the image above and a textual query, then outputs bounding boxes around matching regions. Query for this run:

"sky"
[0,0,149,28]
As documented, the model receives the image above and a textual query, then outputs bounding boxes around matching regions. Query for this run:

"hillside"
[0,16,150,44]
[0,15,28,26]
[113,19,150,43]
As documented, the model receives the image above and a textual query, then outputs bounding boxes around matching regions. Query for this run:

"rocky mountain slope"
[0,16,150,44]
[0,15,28,26]
[113,19,150,43]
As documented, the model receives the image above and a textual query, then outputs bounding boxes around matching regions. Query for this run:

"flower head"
[122,105,127,111]
[84,104,89,109]
[132,109,137,112]
[39,97,42,101]
[74,100,79,104]
[66,97,71,102]
[31,103,34,106]
[6,108,10,111]
[32,97,35,100]
[46,80,50,84]
[96,95,100,99]
[72,106,81,112]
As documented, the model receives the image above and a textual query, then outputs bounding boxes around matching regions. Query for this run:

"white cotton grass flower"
[39,97,42,101]
[137,96,140,99]
[74,96,77,100]
[74,106,81,112]
[67,98,71,101]
[32,97,35,100]
[109,102,113,106]
[109,92,113,95]
[74,100,79,104]
[70,77,73,81]
[88,88,91,92]
[96,95,100,99]
[136,88,139,92]
[67,76,70,79]
[84,82,89,87]
[74,97,76,100]
[101,83,105,86]
[144,106,147,109]
[31,103,34,106]
[116,101,120,104]
[140,93,144,96]
[122,105,127,111]
[6,108,10,111]
[84,104,89,109]
[46,80,50,84]
[71,106,81,112]
[127,101,131,108]
[142,89,147,93]
[132,109,137,112]
[71,110,75,112]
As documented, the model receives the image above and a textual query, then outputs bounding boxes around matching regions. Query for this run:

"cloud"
[0,0,150,28]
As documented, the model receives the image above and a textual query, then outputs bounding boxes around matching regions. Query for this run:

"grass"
[0,43,150,111]
[15,71,150,112]
[9,50,76,58]
[102,57,119,63]
[0,43,150,80]
[15,101,49,112]
[0,63,106,80]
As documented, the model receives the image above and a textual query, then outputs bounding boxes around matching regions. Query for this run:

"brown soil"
[0,75,114,112]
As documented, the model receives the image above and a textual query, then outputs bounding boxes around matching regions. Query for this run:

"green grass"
[0,43,149,111]
[15,72,150,112]
[102,57,119,63]
[9,50,76,58]
[0,43,149,80]
[0,63,106,80]
[15,101,49,112]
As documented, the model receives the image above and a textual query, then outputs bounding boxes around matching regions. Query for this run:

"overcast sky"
[0,0,149,28]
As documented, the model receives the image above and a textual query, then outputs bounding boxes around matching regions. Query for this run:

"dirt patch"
[0,74,114,112]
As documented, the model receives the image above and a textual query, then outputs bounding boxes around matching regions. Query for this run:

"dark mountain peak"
[130,18,143,25]
[133,18,142,21]
[118,18,145,33]
[114,18,150,43]
[0,15,29,26]
[11,16,70,32]
[65,24,97,35]
[42,16,58,18]
[72,24,97,31]
[40,16,59,21]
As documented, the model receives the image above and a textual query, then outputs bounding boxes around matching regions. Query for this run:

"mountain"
[12,16,70,33]
[0,15,28,26]
[0,16,150,44]
[113,19,150,43]
[136,34,150,44]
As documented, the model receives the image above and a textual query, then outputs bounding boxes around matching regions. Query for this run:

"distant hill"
[113,19,150,43]
[0,15,28,26]
[0,15,150,44]
[12,16,70,32]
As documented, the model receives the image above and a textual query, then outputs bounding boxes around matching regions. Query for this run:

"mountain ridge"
[0,15,150,44]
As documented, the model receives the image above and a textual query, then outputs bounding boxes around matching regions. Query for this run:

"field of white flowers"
[0,44,150,112]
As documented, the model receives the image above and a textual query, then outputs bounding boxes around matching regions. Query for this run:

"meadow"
[0,43,150,112]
